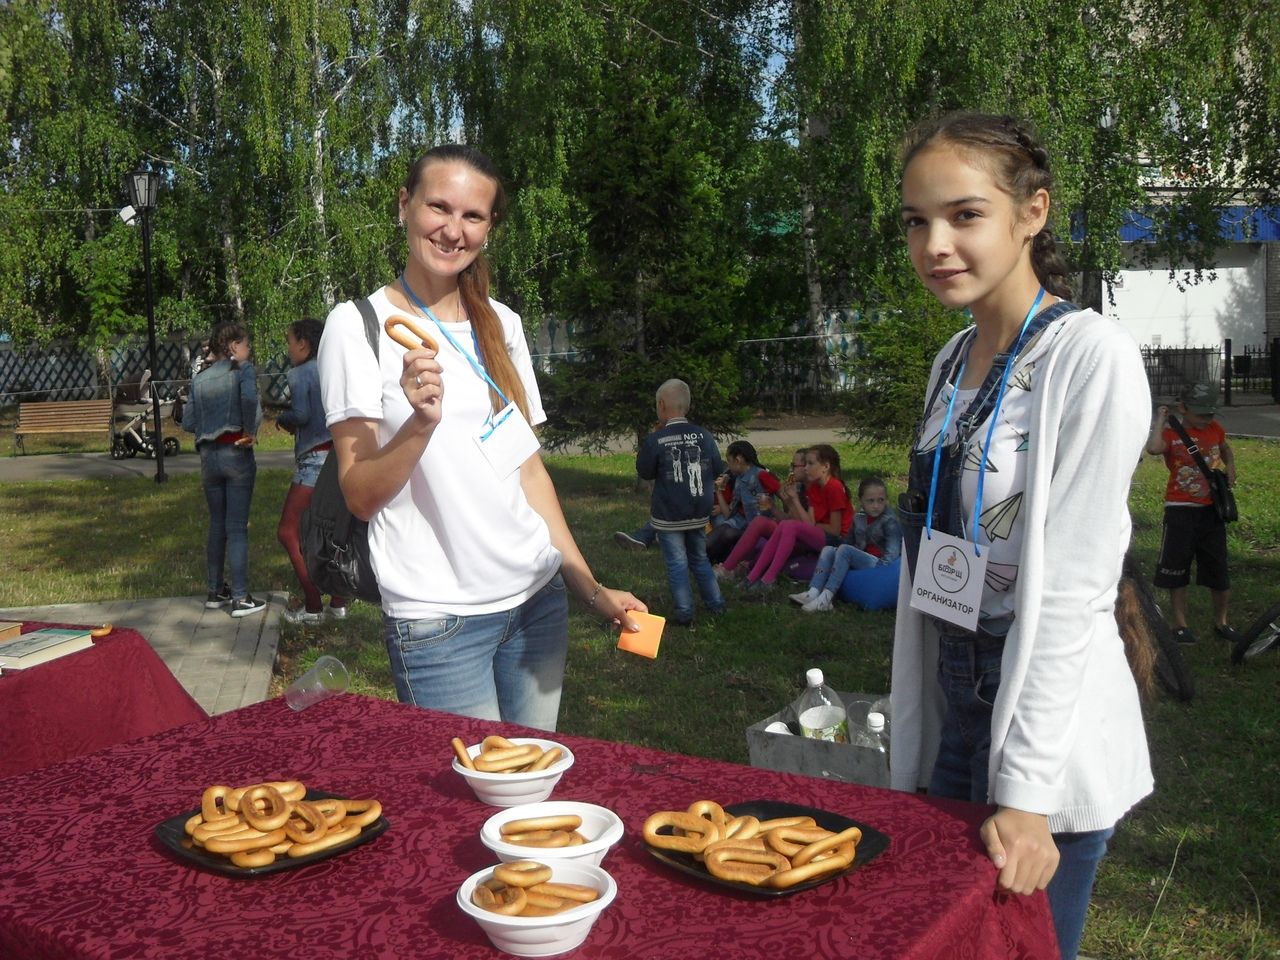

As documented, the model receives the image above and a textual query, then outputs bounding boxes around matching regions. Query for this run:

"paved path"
[0,593,286,715]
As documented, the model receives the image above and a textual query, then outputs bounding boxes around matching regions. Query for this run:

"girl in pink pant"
[722,444,852,590]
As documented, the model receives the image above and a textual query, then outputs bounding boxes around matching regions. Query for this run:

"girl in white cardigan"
[892,112,1152,960]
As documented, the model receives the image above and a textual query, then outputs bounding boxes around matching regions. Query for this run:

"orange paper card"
[617,612,665,659]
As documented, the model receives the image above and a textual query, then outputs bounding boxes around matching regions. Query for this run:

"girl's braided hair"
[901,112,1073,301]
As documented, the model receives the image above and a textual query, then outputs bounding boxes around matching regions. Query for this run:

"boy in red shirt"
[1145,382,1238,644]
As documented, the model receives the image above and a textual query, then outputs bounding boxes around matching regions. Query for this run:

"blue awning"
[1075,205,1280,243]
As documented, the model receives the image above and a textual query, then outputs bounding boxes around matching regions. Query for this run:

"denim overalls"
[897,301,1077,803]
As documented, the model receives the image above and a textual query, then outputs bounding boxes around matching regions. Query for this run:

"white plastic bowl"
[481,801,624,867]
[452,737,576,807]
[457,860,617,957]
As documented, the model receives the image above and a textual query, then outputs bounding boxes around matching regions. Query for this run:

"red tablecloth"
[0,694,1056,959]
[0,622,207,779]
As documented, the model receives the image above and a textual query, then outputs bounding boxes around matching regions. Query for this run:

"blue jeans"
[928,629,1006,802]
[656,529,724,622]
[809,543,879,594]
[199,443,256,599]
[382,574,569,731]
[292,447,329,487]
[929,628,1113,960]
[1047,826,1114,960]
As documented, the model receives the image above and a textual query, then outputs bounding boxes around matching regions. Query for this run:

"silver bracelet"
[587,582,604,608]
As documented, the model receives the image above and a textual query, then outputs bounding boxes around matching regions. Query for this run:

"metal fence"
[4,331,1275,415]
[0,338,294,408]
[1229,340,1279,397]
[1141,340,1280,404]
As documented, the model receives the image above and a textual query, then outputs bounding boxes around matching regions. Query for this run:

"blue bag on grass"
[837,559,901,611]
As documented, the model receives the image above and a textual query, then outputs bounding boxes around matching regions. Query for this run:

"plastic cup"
[285,655,349,711]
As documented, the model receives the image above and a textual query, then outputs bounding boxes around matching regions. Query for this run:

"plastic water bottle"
[794,668,849,743]
[869,695,891,751]
[860,711,890,783]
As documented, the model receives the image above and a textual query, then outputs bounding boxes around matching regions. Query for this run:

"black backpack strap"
[329,297,380,546]
[352,297,380,360]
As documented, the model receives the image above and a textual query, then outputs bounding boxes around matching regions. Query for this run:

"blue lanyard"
[399,275,511,416]
[923,287,1046,555]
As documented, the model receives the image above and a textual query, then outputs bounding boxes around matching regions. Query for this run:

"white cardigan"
[889,309,1154,834]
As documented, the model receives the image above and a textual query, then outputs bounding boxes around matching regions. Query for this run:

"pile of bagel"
[471,860,601,917]
[183,779,381,869]
[643,799,861,889]
[452,735,563,774]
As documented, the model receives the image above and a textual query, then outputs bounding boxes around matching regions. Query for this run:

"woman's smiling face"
[399,160,497,286]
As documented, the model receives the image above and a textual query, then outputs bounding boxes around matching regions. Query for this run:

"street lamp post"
[126,168,166,483]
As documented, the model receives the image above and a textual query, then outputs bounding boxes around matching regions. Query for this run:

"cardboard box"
[745,691,890,788]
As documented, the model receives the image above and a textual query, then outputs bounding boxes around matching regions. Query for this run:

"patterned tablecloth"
[0,623,207,779]
[0,694,1056,959]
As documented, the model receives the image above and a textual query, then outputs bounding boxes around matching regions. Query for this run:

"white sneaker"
[713,564,739,581]
[326,604,349,620]
[789,590,816,606]
[802,592,834,613]
[229,594,267,618]
[282,606,323,625]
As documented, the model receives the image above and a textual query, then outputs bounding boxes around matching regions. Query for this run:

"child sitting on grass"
[706,440,781,564]
[790,476,901,612]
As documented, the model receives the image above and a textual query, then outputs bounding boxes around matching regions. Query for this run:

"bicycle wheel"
[1231,601,1280,665]
[1153,623,1196,702]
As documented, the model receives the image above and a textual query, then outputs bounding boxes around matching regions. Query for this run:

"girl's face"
[860,484,888,519]
[285,330,311,366]
[226,338,250,364]
[790,453,807,478]
[398,160,497,289]
[727,453,749,476]
[804,452,830,483]
[900,143,1048,320]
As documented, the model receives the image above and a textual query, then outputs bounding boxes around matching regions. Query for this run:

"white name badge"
[474,402,541,479]
[909,530,986,632]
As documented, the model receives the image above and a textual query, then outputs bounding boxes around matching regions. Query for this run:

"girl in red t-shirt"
[738,444,852,591]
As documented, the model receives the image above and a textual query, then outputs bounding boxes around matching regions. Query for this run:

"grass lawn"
[0,437,1277,958]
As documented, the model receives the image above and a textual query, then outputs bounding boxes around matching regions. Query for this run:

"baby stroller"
[110,371,180,460]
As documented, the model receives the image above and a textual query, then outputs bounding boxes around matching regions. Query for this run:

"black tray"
[644,799,888,897]
[153,789,389,877]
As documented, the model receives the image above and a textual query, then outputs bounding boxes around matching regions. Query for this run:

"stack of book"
[0,625,95,672]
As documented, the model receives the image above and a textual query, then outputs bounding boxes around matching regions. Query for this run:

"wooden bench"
[14,399,115,454]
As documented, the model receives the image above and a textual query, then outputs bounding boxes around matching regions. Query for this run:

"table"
[0,695,1057,959]
[0,623,207,779]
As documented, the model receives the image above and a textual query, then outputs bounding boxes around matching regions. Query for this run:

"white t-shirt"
[318,287,560,619]
[915,318,1068,622]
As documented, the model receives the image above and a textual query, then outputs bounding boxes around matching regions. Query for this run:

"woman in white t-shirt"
[318,144,645,730]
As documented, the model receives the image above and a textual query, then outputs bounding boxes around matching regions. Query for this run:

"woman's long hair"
[403,144,528,420]
[1114,553,1161,703]
[209,321,249,368]
[901,112,1073,301]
